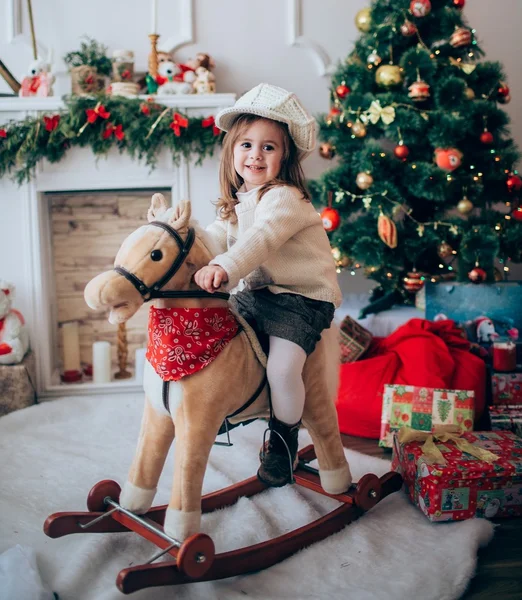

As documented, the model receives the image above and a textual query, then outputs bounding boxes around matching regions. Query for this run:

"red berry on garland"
[410,0,431,18]
[321,207,340,232]
[507,174,522,193]
[453,0,465,8]
[394,143,410,160]
[468,265,487,283]
[336,84,351,99]
[512,207,522,221]
[480,130,493,145]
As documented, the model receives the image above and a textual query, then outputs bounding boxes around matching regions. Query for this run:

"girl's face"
[233,119,285,191]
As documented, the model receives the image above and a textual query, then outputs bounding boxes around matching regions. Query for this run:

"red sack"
[336,319,486,439]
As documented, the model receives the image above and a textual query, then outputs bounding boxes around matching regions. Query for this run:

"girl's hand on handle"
[194,265,229,293]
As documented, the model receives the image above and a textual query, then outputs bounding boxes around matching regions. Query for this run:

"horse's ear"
[169,199,192,229]
[147,193,168,222]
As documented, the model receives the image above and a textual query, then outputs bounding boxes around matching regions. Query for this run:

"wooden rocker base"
[43,445,403,594]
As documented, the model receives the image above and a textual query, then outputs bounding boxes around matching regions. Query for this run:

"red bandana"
[146,306,240,382]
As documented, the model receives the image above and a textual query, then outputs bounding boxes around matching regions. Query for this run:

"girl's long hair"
[215,114,310,222]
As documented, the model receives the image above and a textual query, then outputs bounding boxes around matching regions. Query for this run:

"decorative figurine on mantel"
[18,0,54,97]
[0,281,30,365]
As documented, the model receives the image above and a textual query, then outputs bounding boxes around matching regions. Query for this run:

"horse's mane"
[155,207,221,260]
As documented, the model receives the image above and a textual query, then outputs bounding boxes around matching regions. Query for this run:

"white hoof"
[164,508,201,541]
[119,481,156,514]
[320,463,353,495]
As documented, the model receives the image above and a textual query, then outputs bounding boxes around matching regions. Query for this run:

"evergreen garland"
[0,95,223,185]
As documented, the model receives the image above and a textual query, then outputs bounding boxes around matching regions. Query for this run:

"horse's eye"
[151,249,163,261]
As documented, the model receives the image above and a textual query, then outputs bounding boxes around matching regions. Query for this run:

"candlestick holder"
[114,322,132,380]
[146,33,160,94]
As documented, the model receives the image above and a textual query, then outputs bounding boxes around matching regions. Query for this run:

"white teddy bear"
[0,281,30,365]
[156,60,195,95]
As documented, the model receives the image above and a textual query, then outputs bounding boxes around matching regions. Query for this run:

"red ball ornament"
[498,83,510,98]
[512,207,522,221]
[328,106,342,119]
[394,143,410,160]
[453,0,465,8]
[480,131,494,145]
[434,147,463,171]
[336,84,351,99]
[507,175,522,193]
[410,0,431,18]
[468,266,487,284]
[400,19,417,37]
[321,207,341,232]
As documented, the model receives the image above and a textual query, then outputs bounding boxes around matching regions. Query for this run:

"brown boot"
[257,418,301,487]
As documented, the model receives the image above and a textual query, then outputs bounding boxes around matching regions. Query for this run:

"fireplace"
[0,94,235,397]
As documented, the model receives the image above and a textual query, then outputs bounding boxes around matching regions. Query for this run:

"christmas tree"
[312,0,522,316]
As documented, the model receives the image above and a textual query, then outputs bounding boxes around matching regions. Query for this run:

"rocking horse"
[44,194,402,594]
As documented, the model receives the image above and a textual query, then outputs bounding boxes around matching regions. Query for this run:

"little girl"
[195,83,342,487]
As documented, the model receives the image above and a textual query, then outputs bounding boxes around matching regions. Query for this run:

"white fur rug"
[0,394,494,600]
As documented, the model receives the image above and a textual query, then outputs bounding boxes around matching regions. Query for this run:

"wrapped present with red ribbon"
[391,426,522,521]
[379,384,474,448]
[492,371,522,405]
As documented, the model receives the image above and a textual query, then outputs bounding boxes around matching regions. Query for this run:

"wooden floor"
[340,434,522,600]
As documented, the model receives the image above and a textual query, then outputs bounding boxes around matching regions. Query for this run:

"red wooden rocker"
[44,194,402,593]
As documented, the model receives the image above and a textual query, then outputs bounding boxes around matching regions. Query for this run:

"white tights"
[266,336,307,426]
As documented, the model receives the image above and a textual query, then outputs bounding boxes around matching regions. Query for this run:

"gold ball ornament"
[319,142,335,159]
[457,196,474,214]
[339,255,353,268]
[355,8,372,32]
[356,172,374,190]
[351,121,367,138]
[375,64,403,87]
[464,87,475,100]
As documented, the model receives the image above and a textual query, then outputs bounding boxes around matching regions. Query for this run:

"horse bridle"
[114,221,230,301]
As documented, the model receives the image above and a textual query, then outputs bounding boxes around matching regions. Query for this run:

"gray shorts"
[230,288,335,355]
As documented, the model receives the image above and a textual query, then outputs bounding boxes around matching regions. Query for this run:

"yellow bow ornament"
[397,425,500,465]
[367,100,396,126]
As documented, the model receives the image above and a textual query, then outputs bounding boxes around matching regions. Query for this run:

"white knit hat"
[215,83,316,155]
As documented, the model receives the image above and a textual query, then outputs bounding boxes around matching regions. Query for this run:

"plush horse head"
[83,194,351,544]
[85,193,220,324]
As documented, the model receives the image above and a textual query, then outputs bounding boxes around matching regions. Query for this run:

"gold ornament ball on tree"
[319,142,335,159]
[355,8,372,32]
[375,64,403,87]
[465,87,475,100]
[367,52,382,66]
[356,171,374,190]
[457,196,474,214]
[351,121,367,138]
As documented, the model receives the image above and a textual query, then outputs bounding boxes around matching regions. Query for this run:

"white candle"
[93,341,112,384]
[62,321,81,372]
[151,0,157,33]
[135,347,146,384]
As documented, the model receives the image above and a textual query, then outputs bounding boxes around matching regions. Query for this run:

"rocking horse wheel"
[87,480,122,512]
[176,533,215,579]
[354,474,382,511]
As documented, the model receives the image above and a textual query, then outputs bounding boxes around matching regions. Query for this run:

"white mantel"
[0,94,235,398]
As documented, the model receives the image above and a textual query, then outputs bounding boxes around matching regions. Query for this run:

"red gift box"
[391,430,522,521]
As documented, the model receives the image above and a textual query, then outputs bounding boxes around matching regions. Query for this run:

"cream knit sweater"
[206,185,342,307]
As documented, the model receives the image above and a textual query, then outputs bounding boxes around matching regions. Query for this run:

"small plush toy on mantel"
[19,57,55,97]
[0,281,30,365]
